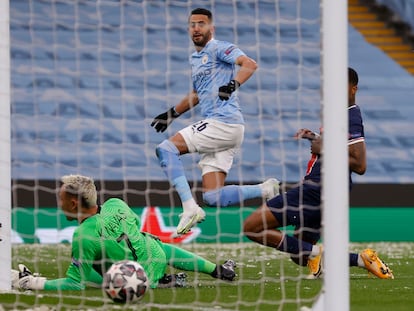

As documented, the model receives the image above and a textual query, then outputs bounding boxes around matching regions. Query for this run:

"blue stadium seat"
[10,0,414,183]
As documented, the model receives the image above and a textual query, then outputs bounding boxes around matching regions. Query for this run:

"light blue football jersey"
[191,39,246,124]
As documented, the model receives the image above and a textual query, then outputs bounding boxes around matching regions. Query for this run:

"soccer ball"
[103,260,149,303]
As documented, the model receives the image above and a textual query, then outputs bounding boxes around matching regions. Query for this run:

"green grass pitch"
[1,242,413,310]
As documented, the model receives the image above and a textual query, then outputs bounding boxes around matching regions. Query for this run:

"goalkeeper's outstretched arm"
[12,263,102,291]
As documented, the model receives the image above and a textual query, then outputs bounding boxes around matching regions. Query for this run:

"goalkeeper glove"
[12,264,47,290]
[218,80,240,100]
[11,269,19,287]
[151,107,180,133]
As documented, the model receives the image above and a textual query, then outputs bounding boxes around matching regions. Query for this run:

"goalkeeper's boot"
[157,273,187,288]
[176,204,206,236]
[360,248,394,279]
[307,245,323,278]
[261,178,280,201]
[211,259,236,281]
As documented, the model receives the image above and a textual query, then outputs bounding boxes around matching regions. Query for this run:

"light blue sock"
[156,140,192,202]
[203,185,262,207]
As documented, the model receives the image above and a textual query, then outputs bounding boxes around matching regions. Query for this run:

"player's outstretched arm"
[151,107,181,133]
[294,128,320,140]
[349,141,366,175]
[234,55,257,85]
[11,263,102,291]
[218,55,257,101]
[151,90,199,133]
[12,264,47,290]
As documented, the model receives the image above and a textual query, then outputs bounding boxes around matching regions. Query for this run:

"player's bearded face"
[189,15,213,47]
[192,30,212,47]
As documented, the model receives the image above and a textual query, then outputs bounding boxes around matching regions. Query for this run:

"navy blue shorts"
[267,183,321,244]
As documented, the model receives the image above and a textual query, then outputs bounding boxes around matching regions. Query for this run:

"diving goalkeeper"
[12,174,236,291]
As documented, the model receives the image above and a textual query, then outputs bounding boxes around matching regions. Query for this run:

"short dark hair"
[190,8,213,21]
[348,67,359,86]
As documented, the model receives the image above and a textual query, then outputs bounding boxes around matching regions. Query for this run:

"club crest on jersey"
[202,55,208,64]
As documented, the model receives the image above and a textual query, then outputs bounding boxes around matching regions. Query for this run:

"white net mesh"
[6,0,322,309]
[11,0,320,182]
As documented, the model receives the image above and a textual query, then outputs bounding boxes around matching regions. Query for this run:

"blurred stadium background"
[9,0,414,241]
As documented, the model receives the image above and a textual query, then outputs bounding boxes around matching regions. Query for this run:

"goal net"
[2,0,346,310]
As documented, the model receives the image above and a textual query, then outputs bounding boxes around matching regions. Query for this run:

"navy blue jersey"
[348,104,365,146]
[303,104,365,185]
[267,104,365,235]
[304,154,321,183]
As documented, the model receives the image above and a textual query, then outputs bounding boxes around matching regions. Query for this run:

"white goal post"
[2,1,350,310]
[317,0,349,310]
[0,0,11,292]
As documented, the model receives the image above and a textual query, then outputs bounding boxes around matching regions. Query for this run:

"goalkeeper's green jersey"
[44,198,167,290]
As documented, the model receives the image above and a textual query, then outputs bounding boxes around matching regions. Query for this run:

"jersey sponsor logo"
[193,68,212,81]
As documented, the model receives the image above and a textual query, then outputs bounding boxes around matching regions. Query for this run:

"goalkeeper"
[151,7,279,237]
[12,174,236,291]
[243,68,394,280]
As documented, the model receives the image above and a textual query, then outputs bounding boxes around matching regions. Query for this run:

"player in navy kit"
[151,8,279,236]
[243,68,394,279]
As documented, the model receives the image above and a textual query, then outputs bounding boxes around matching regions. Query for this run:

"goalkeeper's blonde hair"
[61,174,97,208]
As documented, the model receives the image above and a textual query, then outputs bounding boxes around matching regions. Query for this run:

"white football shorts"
[179,119,245,175]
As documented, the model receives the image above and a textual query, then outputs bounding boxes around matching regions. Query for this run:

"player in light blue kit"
[151,8,279,236]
